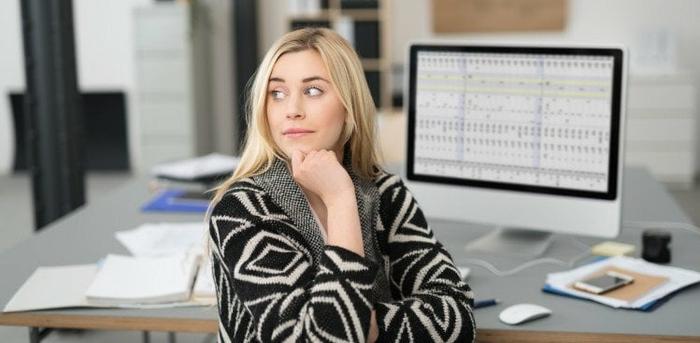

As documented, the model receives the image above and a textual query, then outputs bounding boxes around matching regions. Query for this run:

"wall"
[0,0,24,174]
[389,0,700,70]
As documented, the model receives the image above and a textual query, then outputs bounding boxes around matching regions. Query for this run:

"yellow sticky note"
[591,241,635,256]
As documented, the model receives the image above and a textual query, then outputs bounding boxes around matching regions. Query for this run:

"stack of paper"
[85,253,199,305]
[151,153,239,181]
[115,222,207,257]
[544,256,700,310]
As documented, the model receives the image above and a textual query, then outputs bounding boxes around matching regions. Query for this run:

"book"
[193,259,216,301]
[85,253,199,305]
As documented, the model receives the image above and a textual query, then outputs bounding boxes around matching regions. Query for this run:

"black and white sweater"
[208,157,476,342]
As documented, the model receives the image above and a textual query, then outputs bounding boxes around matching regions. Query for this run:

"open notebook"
[3,253,207,312]
[85,253,200,305]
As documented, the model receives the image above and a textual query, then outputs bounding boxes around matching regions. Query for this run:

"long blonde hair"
[210,27,382,204]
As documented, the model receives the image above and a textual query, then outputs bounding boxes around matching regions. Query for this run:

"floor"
[0,172,698,342]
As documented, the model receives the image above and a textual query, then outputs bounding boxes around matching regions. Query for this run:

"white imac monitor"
[405,44,627,256]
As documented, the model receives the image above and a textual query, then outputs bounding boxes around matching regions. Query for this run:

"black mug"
[642,230,671,264]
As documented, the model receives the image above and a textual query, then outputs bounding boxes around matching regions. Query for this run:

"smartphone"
[573,271,635,294]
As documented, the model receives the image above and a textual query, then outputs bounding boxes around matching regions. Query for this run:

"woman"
[208,27,476,342]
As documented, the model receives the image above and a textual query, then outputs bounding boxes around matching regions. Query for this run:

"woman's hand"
[291,149,364,257]
[291,149,354,206]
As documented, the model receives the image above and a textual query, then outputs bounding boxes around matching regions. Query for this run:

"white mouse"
[498,303,552,325]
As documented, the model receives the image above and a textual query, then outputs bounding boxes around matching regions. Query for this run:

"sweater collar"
[251,147,380,265]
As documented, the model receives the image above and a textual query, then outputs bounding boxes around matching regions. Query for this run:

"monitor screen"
[407,45,623,200]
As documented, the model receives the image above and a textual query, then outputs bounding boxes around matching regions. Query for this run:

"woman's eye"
[270,90,286,100]
[305,86,323,97]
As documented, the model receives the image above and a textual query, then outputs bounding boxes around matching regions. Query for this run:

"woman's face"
[266,49,347,160]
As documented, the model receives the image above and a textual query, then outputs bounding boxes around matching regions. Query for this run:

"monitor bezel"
[406,44,624,201]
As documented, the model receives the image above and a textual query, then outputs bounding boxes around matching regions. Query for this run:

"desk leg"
[168,332,176,343]
[142,331,150,343]
[28,328,52,343]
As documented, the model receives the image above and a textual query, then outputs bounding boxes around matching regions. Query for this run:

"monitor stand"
[464,228,553,258]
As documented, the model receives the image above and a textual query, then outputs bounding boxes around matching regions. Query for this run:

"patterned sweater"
[208,157,476,342]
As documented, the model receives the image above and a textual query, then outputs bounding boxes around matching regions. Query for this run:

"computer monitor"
[404,43,627,257]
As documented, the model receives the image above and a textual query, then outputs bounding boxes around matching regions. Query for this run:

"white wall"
[0,0,24,174]
[390,0,700,68]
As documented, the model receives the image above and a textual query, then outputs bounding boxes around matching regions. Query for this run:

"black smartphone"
[573,271,635,294]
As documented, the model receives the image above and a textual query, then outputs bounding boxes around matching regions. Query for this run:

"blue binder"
[142,189,209,213]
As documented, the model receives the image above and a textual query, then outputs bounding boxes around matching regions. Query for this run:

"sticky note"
[591,241,635,257]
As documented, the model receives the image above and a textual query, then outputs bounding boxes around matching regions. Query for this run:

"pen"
[473,299,499,309]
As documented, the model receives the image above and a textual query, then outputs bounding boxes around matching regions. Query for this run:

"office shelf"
[287,0,392,110]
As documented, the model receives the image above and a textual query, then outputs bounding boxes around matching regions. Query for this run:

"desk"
[0,167,698,342]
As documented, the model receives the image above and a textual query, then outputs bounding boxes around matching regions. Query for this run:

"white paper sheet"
[3,265,103,312]
[115,222,207,257]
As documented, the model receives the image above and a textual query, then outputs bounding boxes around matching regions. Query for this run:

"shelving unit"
[132,2,212,171]
[287,0,392,110]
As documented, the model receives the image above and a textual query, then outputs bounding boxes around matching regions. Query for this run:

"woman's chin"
[284,144,321,155]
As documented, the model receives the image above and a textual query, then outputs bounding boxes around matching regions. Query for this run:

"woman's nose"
[285,93,305,119]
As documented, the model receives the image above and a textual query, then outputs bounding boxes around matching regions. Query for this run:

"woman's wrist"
[323,187,356,209]
[324,188,364,257]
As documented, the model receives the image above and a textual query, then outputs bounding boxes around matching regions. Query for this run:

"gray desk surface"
[0,167,698,340]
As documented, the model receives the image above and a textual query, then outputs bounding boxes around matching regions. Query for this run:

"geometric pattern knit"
[209,157,476,342]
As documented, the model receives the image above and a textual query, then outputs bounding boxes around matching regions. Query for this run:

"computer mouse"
[498,303,552,325]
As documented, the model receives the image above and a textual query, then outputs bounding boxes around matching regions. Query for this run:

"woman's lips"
[283,128,314,138]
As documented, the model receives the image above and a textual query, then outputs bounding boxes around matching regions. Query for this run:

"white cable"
[462,236,592,277]
[461,221,699,277]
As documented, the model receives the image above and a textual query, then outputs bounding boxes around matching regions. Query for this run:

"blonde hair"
[210,27,382,204]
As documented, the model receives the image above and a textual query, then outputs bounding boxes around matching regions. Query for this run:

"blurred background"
[0,0,698,341]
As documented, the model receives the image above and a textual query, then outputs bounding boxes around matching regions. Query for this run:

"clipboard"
[567,266,669,303]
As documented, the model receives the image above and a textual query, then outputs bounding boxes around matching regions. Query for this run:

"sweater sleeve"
[374,174,476,342]
[209,186,379,342]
